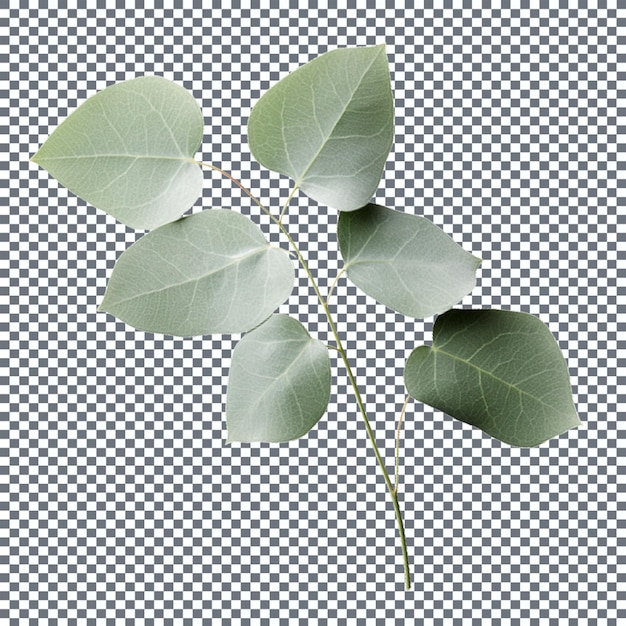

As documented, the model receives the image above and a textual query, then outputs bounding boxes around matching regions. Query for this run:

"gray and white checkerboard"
[4,4,623,625]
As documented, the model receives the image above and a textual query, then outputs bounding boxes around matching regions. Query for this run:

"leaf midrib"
[239,340,314,421]
[33,153,197,163]
[345,257,471,270]
[430,345,564,414]
[292,46,386,189]
[101,245,270,309]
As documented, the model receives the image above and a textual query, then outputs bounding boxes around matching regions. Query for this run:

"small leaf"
[32,76,203,230]
[99,210,294,336]
[404,309,581,447]
[226,315,331,443]
[337,204,481,319]
[248,45,393,211]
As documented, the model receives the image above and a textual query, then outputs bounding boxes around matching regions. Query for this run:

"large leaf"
[31,76,203,230]
[337,204,481,319]
[404,309,581,447]
[99,210,294,336]
[226,315,331,443]
[248,45,393,211]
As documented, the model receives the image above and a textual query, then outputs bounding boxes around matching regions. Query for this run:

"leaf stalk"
[326,266,347,306]
[395,395,411,496]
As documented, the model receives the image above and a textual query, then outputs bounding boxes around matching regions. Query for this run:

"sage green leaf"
[226,314,331,443]
[337,204,481,319]
[31,76,203,230]
[248,45,393,211]
[99,210,294,336]
[404,309,581,447]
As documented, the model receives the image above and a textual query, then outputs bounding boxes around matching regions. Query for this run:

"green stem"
[198,162,270,217]
[279,184,300,223]
[326,266,347,307]
[279,224,411,590]
[199,161,411,589]
[395,395,411,496]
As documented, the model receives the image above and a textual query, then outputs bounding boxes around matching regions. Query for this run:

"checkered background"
[4,3,623,625]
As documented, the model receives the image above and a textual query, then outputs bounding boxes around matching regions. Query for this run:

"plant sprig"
[31,45,580,589]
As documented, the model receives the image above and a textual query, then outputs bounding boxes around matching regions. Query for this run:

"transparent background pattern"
[4,4,623,625]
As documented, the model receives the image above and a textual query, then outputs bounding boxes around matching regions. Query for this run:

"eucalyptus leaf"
[248,45,393,211]
[32,76,204,230]
[226,314,331,443]
[337,204,481,319]
[404,309,581,447]
[99,210,294,336]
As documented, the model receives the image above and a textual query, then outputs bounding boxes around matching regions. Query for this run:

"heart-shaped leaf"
[337,204,481,319]
[404,309,581,447]
[226,314,331,443]
[31,76,204,230]
[248,45,393,211]
[99,210,294,336]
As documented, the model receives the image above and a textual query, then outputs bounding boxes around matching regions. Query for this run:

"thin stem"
[394,395,411,496]
[276,221,411,590]
[326,266,347,306]
[279,184,300,223]
[197,161,275,220]
[198,159,411,590]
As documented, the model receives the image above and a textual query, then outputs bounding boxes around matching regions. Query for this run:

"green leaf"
[404,309,581,447]
[337,204,481,319]
[248,45,393,211]
[226,314,331,443]
[99,210,294,336]
[31,76,203,230]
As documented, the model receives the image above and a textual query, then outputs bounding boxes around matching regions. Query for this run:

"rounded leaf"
[338,204,481,319]
[248,45,393,211]
[404,309,581,447]
[99,210,294,336]
[31,76,204,230]
[227,315,331,443]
